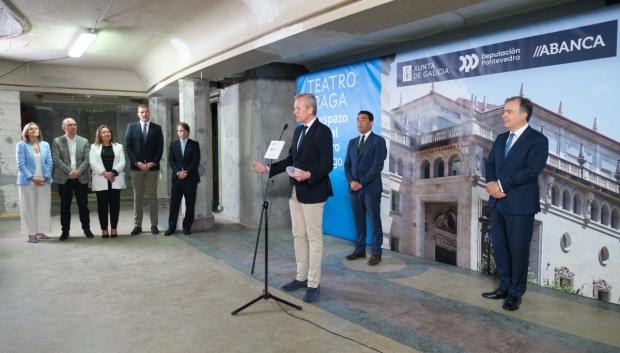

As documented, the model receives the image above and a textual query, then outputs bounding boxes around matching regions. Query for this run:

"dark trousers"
[168,180,197,231]
[58,179,90,233]
[96,188,121,229]
[491,202,534,298]
[350,190,383,255]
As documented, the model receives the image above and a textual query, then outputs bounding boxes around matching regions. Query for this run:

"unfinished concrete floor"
[1,208,619,353]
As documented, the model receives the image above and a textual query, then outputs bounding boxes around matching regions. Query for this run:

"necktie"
[504,133,515,157]
[181,140,186,157]
[297,125,308,150]
[357,134,366,155]
[142,123,148,143]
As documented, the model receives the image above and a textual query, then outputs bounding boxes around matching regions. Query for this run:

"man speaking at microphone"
[253,93,333,303]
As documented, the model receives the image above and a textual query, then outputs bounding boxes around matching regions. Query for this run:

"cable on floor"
[276,301,385,353]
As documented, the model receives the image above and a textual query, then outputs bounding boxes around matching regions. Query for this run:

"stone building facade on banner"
[380,86,620,303]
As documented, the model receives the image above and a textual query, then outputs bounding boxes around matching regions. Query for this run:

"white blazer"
[89,143,126,191]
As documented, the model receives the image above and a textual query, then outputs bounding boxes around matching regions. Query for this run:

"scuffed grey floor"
[0,209,414,353]
[2,207,619,353]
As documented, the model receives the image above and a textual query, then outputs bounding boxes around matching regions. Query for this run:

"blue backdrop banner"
[297,59,381,241]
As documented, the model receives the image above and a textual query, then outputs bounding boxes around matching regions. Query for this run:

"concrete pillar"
[219,85,241,223]
[0,90,21,216]
[148,97,171,205]
[179,78,214,231]
[219,63,306,228]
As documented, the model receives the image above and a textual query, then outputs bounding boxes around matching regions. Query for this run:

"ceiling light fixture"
[68,29,97,58]
[66,0,113,59]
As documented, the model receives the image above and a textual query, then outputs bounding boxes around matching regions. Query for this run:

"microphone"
[278,123,288,140]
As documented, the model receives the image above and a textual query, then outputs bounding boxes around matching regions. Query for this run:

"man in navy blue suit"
[344,111,387,266]
[253,93,333,303]
[165,122,201,236]
[483,96,548,311]
[124,104,164,235]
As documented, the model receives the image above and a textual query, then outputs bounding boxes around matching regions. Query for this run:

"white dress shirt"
[141,121,150,136]
[66,135,77,169]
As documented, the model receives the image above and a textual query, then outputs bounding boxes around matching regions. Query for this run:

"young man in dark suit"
[124,104,164,235]
[165,122,201,236]
[253,93,333,303]
[483,96,549,311]
[344,110,387,266]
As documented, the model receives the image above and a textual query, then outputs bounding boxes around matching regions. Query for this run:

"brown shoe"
[345,251,366,260]
[368,254,381,266]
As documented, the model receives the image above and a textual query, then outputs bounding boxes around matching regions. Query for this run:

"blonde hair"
[94,124,114,145]
[21,122,43,142]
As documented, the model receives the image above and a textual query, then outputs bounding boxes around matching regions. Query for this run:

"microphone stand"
[232,124,302,315]
[251,124,287,274]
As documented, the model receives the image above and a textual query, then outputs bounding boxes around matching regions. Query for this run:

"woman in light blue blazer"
[16,122,53,243]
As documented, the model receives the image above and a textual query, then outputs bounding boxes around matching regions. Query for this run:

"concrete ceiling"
[0,0,594,97]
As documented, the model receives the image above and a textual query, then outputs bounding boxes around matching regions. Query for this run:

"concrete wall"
[219,85,241,223]
[218,64,306,227]
[0,90,21,215]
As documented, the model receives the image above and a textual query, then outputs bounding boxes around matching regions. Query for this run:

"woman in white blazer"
[16,122,53,243]
[89,125,126,238]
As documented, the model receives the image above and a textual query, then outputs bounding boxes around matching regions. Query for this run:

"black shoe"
[164,229,174,236]
[503,296,522,311]
[183,229,191,235]
[368,254,381,266]
[482,288,508,300]
[130,227,142,236]
[281,279,307,292]
[84,229,94,238]
[59,232,69,241]
[151,226,159,235]
[303,286,320,303]
[345,251,366,260]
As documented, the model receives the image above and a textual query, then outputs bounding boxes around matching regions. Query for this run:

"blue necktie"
[504,133,515,157]
[181,140,186,157]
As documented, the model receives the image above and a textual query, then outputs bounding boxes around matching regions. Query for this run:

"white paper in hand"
[264,140,285,160]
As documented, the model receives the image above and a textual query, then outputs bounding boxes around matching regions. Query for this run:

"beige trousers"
[289,188,325,288]
[131,170,159,227]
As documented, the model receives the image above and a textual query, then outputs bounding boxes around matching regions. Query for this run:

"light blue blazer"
[16,140,53,185]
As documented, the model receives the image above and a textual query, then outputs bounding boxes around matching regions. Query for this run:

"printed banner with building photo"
[382,6,620,303]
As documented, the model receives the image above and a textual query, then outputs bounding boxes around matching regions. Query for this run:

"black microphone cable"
[275,301,385,353]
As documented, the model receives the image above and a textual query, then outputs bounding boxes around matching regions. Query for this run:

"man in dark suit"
[124,104,164,235]
[165,122,201,236]
[344,110,387,266]
[483,96,548,311]
[52,117,93,240]
[253,93,333,303]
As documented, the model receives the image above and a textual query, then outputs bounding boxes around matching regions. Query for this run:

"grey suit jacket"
[52,135,91,184]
